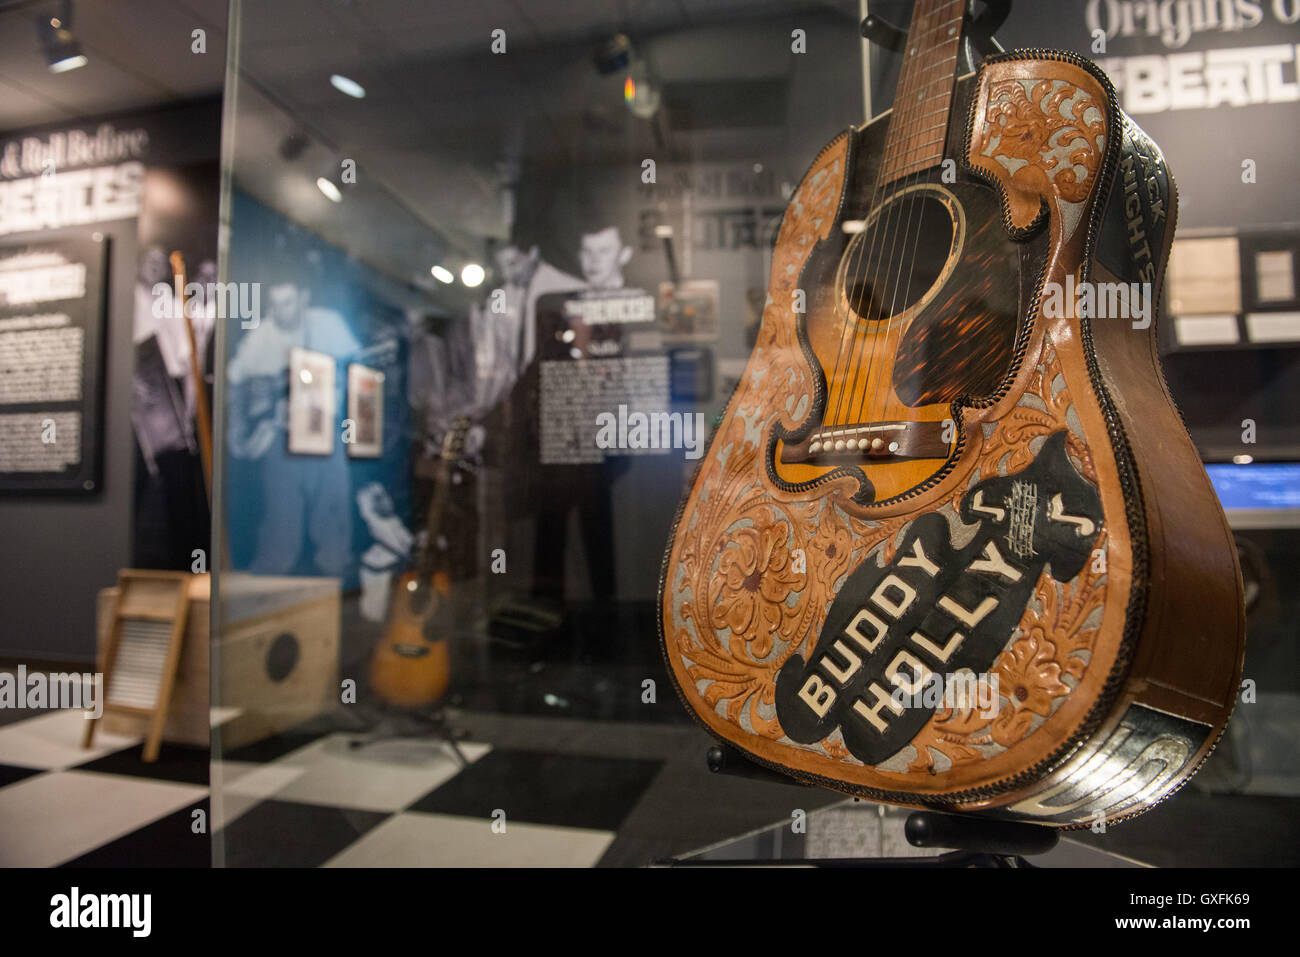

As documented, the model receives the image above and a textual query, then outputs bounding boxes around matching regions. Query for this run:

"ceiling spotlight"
[38,1,87,73]
[316,177,342,202]
[623,58,661,120]
[330,74,365,99]
[461,263,485,288]
[431,265,454,284]
[1233,454,1254,465]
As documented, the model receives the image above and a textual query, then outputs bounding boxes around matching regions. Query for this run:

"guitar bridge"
[780,420,951,465]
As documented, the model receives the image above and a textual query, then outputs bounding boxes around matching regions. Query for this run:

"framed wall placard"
[534,286,667,465]
[346,363,384,458]
[1255,250,1295,304]
[1165,233,1300,351]
[287,347,335,455]
[1241,233,1300,314]
[1167,236,1242,318]
[0,236,109,494]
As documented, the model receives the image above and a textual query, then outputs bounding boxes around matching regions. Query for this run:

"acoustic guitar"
[369,416,470,709]
[659,0,1245,827]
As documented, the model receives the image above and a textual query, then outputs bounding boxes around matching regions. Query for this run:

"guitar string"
[825,1,958,431]
[828,2,949,433]
[820,3,949,430]
[865,4,965,429]
[843,35,928,432]
[857,1,963,428]
[847,4,961,434]
[838,5,954,432]
[861,22,963,430]
[864,125,950,430]
[853,4,952,429]
[820,27,919,433]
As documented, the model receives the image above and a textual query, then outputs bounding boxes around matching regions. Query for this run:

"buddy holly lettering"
[774,431,1104,765]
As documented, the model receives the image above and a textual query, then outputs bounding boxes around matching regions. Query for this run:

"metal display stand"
[862,0,1010,68]
[344,702,473,768]
[656,744,1058,867]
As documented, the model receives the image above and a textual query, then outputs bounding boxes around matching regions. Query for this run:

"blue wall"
[223,191,411,590]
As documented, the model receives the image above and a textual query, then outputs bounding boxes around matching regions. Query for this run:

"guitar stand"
[657,744,1058,867]
[344,702,473,769]
[862,0,1010,72]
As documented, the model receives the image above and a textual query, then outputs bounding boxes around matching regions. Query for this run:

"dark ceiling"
[0,0,228,128]
[0,0,866,301]
[227,0,863,298]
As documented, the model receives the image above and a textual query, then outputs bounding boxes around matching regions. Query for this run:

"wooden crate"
[96,574,340,750]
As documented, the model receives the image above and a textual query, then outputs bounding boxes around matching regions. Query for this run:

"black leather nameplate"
[1096,116,1170,287]
[774,431,1104,765]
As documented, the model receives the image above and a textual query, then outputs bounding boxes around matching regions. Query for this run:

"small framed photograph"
[346,363,384,457]
[658,279,720,342]
[287,347,336,455]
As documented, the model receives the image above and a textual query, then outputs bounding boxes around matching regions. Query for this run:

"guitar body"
[659,51,1246,827]
[369,416,468,710]
[769,118,1028,504]
[369,569,452,709]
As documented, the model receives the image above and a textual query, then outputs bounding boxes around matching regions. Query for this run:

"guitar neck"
[415,420,470,578]
[416,458,455,578]
[878,0,967,187]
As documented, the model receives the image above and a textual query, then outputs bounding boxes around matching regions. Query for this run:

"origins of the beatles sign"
[0,123,148,236]
[1084,0,1300,113]
[1000,0,1300,232]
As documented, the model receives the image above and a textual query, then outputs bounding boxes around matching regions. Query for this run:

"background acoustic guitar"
[369,416,470,709]
[659,0,1246,827]
[168,251,213,499]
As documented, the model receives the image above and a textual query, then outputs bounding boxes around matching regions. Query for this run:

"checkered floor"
[0,710,668,866]
[214,731,662,867]
[0,707,842,867]
[3,707,1292,867]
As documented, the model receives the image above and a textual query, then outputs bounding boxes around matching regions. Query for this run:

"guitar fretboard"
[878,0,966,186]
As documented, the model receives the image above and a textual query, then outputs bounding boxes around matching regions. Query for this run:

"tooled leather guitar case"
[658,50,1246,827]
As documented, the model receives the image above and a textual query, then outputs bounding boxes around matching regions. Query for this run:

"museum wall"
[0,99,221,662]
[222,189,414,594]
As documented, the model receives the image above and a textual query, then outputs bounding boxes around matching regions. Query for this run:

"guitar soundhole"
[266,632,299,683]
[408,585,435,619]
[842,186,962,325]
